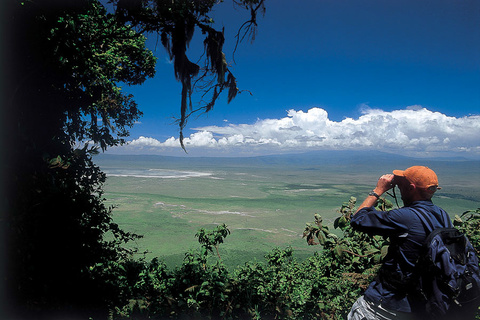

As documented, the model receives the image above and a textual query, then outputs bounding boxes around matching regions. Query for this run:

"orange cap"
[393,166,440,189]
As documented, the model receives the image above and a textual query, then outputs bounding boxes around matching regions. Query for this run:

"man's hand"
[373,174,395,196]
[354,173,395,215]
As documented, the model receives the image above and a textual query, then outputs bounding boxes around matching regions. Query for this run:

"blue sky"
[109,0,480,157]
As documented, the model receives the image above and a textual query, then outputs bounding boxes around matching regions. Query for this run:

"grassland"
[96,152,480,269]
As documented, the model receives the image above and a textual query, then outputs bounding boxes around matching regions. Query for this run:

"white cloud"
[129,136,163,147]
[115,107,480,156]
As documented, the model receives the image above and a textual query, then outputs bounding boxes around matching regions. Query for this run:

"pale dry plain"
[96,152,480,269]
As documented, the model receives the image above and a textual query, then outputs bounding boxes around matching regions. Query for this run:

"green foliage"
[106,198,392,319]
[10,0,156,151]
[453,208,480,252]
[71,199,479,320]
[5,0,153,316]
[304,196,391,272]
[196,223,231,260]
[300,196,391,318]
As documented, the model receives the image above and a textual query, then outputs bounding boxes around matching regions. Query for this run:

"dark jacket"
[351,200,451,313]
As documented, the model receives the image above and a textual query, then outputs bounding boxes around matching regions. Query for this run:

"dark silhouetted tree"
[4,1,154,317]
[2,0,264,318]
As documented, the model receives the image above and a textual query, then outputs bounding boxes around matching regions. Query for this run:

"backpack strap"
[413,208,436,233]
[411,207,451,234]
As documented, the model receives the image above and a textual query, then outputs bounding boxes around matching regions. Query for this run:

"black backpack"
[414,209,480,319]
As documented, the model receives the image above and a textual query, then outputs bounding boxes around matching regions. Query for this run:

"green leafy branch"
[304,196,391,271]
[195,223,231,261]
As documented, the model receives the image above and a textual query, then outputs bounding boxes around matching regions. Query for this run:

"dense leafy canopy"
[9,0,156,152]
[5,0,155,317]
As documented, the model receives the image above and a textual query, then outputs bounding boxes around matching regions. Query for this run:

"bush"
[107,200,480,319]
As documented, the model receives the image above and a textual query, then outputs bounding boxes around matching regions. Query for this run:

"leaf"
[453,214,463,226]
[334,217,340,229]
[364,248,380,255]
[317,231,326,245]
[48,156,62,167]
[380,245,389,258]
[338,216,348,229]
[326,233,338,240]
[334,245,344,258]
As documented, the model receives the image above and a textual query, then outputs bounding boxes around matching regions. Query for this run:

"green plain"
[97,153,480,269]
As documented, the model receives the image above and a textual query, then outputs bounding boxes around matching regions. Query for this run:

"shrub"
[109,200,480,319]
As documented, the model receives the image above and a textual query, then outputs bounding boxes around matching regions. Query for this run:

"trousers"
[347,296,419,320]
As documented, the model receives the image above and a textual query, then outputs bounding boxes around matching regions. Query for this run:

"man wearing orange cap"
[347,166,449,320]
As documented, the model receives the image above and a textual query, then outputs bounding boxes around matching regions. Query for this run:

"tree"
[4,0,155,317]
[110,0,266,148]
[3,0,264,318]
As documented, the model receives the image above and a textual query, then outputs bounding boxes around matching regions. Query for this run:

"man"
[347,166,450,320]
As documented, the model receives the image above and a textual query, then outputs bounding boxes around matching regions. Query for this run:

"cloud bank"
[115,107,480,156]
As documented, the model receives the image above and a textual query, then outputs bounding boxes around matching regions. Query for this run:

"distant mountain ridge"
[95,151,479,174]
